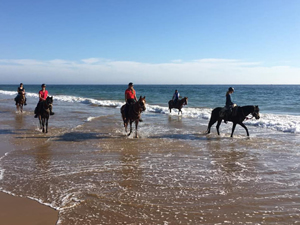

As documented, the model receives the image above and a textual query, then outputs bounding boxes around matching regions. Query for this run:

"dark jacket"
[226,93,234,107]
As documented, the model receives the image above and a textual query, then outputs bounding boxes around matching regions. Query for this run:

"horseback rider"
[172,90,180,105]
[34,84,54,118]
[124,82,142,122]
[15,83,27,105]
[224,87,237,123]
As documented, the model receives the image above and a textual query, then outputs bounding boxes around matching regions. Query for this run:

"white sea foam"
[1,89,300,134]
[0,90,17,96]
[0,169,4,180]
[86,116,96,122]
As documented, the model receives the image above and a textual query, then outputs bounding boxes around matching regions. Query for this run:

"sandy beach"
[0,108,58,225]
[0,192,58,225]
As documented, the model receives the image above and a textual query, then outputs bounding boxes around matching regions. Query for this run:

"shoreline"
[0,112,59,225]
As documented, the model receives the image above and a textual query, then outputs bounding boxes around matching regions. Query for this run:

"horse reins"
[241,107,255,120]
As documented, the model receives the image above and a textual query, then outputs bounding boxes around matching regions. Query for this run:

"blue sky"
[1,0,300,84]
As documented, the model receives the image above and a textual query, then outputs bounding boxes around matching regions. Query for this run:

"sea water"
[0,84,300,224]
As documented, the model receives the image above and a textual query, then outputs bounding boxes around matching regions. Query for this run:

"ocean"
[0,84,300,224]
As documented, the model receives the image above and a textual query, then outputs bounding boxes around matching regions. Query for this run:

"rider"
[15,83,27,105]
[172,90,180,105]
[34,84,54,118]
[224,87,237,123]
[124,82,142,122]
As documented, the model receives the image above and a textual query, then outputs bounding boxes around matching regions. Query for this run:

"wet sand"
[0,110,58,225]
[1,100,300,224]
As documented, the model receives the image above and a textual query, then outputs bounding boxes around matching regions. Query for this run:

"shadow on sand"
[149,133,211,141]
[54,132,113,142]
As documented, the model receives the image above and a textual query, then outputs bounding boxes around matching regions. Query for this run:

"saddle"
[220,106,238,118]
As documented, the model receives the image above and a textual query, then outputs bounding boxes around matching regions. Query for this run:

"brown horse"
[15,94,25,113]
[121,96,146,138]
[168,97,188,114]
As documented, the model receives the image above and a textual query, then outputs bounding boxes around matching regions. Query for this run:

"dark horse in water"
[168,97,188,115]
[37,96,54,133]
[15,94,26,113]
[121,96,146,138]
[206,105,260,137]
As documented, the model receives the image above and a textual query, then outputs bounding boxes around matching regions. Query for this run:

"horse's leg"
[39,116,42,129]
[135,120,139,138]
[239,122,249,137]
[128,121,132,136]
[125,120,128,133]
[206,118,216,134]
[20,104,23,113]
[42,118,45,133]
[230,123,237,137]
[45,118,48,133]
[216,120,222,135]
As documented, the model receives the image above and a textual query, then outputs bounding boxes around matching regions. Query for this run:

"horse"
[206,105,260,137]
[15,94,26,113]
[37,96,53,133]
[121,96,146,138]
[168,97,188,114]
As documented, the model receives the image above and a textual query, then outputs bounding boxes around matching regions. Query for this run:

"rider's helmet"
[41,84,46,88]
[128,82,133,86]
[228,87,234,92]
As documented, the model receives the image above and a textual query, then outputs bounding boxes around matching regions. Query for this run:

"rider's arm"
[39,93,43,101]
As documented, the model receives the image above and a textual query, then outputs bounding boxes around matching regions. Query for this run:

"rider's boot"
[50,106,55,115]
[224,115,228,124]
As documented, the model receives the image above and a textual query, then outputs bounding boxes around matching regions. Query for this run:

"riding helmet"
[41,84,46,87]
[228,87,234,92]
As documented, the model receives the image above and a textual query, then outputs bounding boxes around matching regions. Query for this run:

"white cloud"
[0,58,299,84]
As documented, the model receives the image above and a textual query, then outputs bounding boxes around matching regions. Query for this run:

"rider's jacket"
[226,93,234,108]
[18,87,24,95]
[125,88,136,100]
[172,92,180,101]
[39,90,48,102]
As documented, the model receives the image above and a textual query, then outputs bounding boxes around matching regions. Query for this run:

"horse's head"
[46,96,53,106]
[252,105,260,119]
[183,97,188,105]
[138,96,146,111]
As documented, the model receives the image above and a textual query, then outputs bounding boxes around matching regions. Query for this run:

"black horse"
[15,94,26,113]
[168,97,188,115]
[121,96,146,138]
[37,96,53,133]
[206,105,260,137]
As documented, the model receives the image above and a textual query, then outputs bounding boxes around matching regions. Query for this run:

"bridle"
[242,106,259,120]
[132,99,146,115]
[43,98,53,110]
